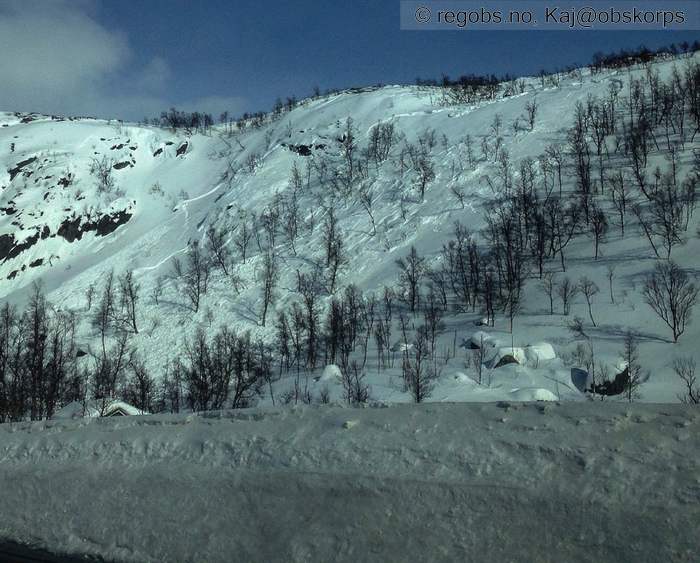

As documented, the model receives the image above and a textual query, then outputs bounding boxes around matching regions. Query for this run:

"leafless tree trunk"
[557,277,578,315]
[606,265,616,304]
[403,326,434,403]
[579,276,600,327]
[119,270,140,334]
[589,205,608,260]
[621,331,644,402]
[609,170,630,236]
[342,360,370,404]
[234,211,254,263]
[396,246,426,314]
[525,99,538,130]
[172,242,211,313]
[206,227,231,276]
[260,251,278,327]
[541,272,556,315]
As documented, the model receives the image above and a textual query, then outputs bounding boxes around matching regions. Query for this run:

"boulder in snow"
[453,372,474,384]
[524,342,556,363]
[468,331,500,350]
[390,341,414,353]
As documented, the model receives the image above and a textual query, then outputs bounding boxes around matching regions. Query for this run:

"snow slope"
[1,53,699,404]
[0,402,698,562]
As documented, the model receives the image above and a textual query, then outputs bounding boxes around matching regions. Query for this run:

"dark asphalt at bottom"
[0,540,107,563]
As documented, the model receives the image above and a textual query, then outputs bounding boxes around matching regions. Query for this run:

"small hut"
[53,400,148,419]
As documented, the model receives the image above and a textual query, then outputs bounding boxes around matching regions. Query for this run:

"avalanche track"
[0,402,698,562]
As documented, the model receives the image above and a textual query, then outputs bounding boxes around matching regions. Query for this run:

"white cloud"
[0,1,129,115]
[0,1,247,121]
[133,57,173,93]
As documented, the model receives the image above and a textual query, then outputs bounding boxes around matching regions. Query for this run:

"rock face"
[57,209,133,243]
[0,117,151,289]
[0,207,131,271]
[0,233,14,261]
[0,231,40,263]
[287,143,312,156]
[282,143,326,157]
[7,156,37,181]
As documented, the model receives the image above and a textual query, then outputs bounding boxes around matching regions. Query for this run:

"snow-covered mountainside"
[1,52,699,406]
[1,402,698,562]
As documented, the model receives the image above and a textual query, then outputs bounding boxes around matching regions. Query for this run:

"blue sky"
[1,0,698,120]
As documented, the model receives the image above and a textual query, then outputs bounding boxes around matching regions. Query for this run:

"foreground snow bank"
[0,403,698,562]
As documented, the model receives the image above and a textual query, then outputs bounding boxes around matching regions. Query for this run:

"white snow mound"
[524,342,556,362]
[320,364,343,382]
[469,331,500,349]
[453,372,474,383]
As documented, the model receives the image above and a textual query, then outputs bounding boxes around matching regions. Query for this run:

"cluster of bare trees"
[172,242,212,313]
[147,77,367,135]
[0,284,81,422]
[8,46,700,420]
[402,56,700,400]
[590,42,699,74]
[0,275,153,422]
[461,57,699,274]
[263,242,451,404]
[415,44,700,113]
[399,130,437,201]
[144,43,700,138]
[271,52,700,401]
[430,73,501,104]
[161,326,271,413]
[367,122,396,165]
[275,283,378,404]
[90,156,116,194]
[86,270,153,413]
[0,273,277,419]
[155,108,216,134]
[148,105,274,135]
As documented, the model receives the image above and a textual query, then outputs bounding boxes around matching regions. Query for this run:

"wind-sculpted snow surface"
[0,403,698,562]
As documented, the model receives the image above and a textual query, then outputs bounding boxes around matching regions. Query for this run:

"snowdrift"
[0,403,698,562]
